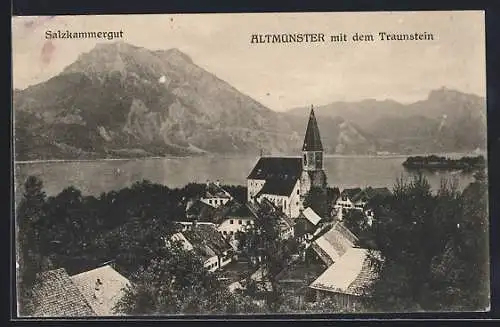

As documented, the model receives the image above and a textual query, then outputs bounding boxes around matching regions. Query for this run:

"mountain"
[13,43,296,160]
[14,42,482,161]
[288,87,487,154]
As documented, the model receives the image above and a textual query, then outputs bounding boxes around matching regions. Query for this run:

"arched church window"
[303,154,307,166]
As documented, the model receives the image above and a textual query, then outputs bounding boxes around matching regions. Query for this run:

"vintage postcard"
[12,11,489,317]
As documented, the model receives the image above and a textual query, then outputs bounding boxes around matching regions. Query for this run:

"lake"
[14,154,479,201]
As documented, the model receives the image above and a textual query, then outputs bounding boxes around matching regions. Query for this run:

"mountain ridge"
[13,42,486,161]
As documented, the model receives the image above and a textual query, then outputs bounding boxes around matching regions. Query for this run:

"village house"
[70,264,131,316]
[30,264,130,317]
[211,200,255,239]
[170,223,235,272]
[247,197,295,241]
[185,199,217,221]
[307,221,359,266]
[247,106,328,219]
[294,207,323,243]
[200,180,233,208]
[335,188,363,215]
[334,187,391,224]
[308,247,380,311]
[182,199,255,248]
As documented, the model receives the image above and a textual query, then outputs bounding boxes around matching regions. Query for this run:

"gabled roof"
[309,248,378,296]
[302,207,322,226]
[247,157,302,181]
[204,182,232,199]
[185,199,217,221]
[31,268,96,317]
[302,107,323,151]
[182,224,233,261]
[70,265,130,316]
[312,222,358,264]
[351,187,392,203]
[340,188,362,200]
[250,198,295,232]
[212,199,253,224]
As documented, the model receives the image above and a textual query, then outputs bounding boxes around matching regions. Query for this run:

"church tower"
[300,105,328,215]
[302,105,324,172]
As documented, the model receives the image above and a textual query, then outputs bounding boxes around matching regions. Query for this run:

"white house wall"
[204,256,220,272]
[288,180,302,218]
[217,218,254,237]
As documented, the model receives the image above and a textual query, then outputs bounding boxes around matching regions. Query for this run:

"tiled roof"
[212,200,253,224]
[183,224,233,261]
[312,222,357,264]
[302,107,324,151]
[31,268,96,317]
[185,199,217,221]
[340,188,362,200]
[204,182,232,199]
[309,248,378,296]
[258,198,295,230]
[70,265,131,316]
[351,187,392,203]
[247,157,302,183]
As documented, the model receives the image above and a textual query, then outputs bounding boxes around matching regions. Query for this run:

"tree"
[238,202,296,312]
[303,187,328,218]
[114,242,263,314]
[17,176,47,316]
[367,172,490,311]
[343,209,367,237]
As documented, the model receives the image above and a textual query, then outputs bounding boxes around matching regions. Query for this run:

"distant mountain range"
[13,42,486,161]
[288,87,487,155]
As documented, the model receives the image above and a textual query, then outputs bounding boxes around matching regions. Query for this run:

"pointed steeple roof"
[302,105,323,151]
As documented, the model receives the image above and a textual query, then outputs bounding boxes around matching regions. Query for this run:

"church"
[247,106,327,219]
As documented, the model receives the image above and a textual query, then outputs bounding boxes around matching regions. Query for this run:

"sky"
[11,11,485,111]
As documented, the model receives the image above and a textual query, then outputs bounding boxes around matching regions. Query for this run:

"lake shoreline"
[14,151,486,165]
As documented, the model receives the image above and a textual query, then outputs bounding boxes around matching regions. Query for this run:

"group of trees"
[364,171,489,311]
[235,201,299,312]
[402,154,486,170]
[15,178,248,314]
[303,186,339,219]
[114,241,261,314]
[17,170,490,315]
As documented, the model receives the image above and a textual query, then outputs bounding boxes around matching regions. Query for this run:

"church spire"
[302,105,323,151]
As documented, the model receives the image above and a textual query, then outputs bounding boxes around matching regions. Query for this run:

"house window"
[223,231,227,235]
[297,189,300,195]
[230,220,234,224]
[296,201,299,206]
[238,220,242,225]
[209,199,212,204]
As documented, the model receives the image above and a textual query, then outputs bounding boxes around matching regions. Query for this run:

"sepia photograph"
[12,11,489,317]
